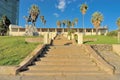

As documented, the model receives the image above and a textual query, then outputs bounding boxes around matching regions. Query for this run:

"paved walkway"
[0,75,119,80]
[53,34,73,45]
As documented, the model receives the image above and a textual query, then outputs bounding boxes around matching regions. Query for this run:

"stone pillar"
[105,29,108,36]
[98,29,101,35]
[51,33,54,40]
[68,36,71,40]
[55,28,57,33]
[77,29,79,33]
[62,28,64,33]
[18,28,20,32]
[91,29,94,35]
[52,32,56,40]
[9,25,12,35]
[72,34,74,40]
[39,28,42,34]
[48,32,51,39]
[44,32,48,44]
[47,28,50,32]
[84,29,86,35]
[78,33,83,44]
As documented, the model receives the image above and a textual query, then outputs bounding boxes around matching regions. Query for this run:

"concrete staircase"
[20,45,106,76]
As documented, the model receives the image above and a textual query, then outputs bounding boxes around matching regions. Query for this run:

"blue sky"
[19,0,120,31]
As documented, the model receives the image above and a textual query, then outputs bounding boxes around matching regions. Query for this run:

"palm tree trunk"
[82,14,84,33]
[96,28,99,35]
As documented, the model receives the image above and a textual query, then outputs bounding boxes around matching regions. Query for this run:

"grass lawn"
[83,35,118,44]
[0,36,43,66]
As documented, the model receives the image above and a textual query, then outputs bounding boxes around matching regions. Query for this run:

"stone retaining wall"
[112,44,120,56]
[83,45,115,74]
[91,44,112,52]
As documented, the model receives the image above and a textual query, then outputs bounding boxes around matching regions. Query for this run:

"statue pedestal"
[25,25,39,36]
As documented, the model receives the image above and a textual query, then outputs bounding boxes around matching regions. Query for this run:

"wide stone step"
[48,47,86,53]
[46,50,87,55]
[43,53,89,57]
[46,54,88,57]
[28,65,99,71]
[40,58,91,62]
[35,61,96,65]
[49,45,81,49]
[39,56,90,60]
[20,71,105,76]
[37,59,93,64]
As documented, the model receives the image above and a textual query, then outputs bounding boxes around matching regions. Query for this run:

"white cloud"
[56,0,77,12]
[56,0,66,12]
[53,13,59,18]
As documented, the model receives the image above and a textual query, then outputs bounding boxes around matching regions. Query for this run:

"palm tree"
[67,20,71,29]
[40,16,44,23]
[116,17,120,31]
[116,17,120,43]
[62,20,67,28]
[29,4,40,26]
[91,12,104,35]
[43,19,46,26]
[72,21,75,28]
[74,18,78,27]
[56,20,61,28]
[80,3,88,30]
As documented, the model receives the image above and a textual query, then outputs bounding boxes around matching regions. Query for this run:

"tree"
[91,12,104,35]
[43,19,46,26]
[0,15,11,36]
[40,16,44,23]
[74,18,78,27]
[2,15,11,30]
[71,21,75,28]
[66,20,72,35]
[62,20,67,28]
[116,17,120,43]
[0,20,4,35]
[116,17,120,31]
[67,20,71,29]
[80,3,88,30]
[29,4,40,26]
[56,20,61,28]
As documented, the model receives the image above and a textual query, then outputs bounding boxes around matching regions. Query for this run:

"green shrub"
[74,34,78,42]
[107,30,118,36]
